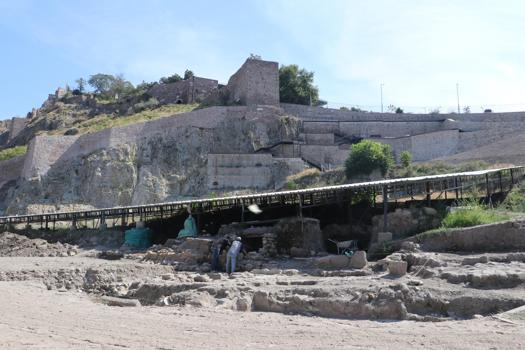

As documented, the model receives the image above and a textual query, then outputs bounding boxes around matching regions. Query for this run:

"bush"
[502,184,525,212]
[0,145,28,162]
[442,203,508,228]
[400,151,412,168]
[345,140,394,179]
[133,97,160,112]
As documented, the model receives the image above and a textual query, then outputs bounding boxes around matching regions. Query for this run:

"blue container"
[124,227,152,249]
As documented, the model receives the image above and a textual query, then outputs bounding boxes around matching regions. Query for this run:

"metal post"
[426,182,431,206]
[382,185,388,232]
[454,178,459,199]
[485,174,490,202]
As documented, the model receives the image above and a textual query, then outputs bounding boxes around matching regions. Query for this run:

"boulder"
[350,250,367,269]
[315,255,350,269]
[290,247,310,257]
[388,260,408,276]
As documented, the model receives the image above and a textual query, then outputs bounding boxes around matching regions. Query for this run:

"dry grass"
[50,104,198,135]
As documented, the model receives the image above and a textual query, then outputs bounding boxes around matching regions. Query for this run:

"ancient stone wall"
[7,117,28,142]
[227,59,279,106]
[0,155,25,189]
[147,77,218,104]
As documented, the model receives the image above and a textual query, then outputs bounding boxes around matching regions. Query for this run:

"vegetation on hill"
[279,64,325,106]
[49,103,198,135]
[0,145,28,161]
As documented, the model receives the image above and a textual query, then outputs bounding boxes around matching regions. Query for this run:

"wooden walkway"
[0,166,523,230]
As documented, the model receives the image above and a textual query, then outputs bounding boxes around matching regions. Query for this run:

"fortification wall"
[22,135,79,179]
[227,59,279,106]
[207,153,274,189]
[7,117,27,142]
[299,145,348,169]
[374,130,458,162]
[21,106,249,179]
[147,77,218,104]
[411,130,458,161]
[282,103,525,124]
[0,155,25,189]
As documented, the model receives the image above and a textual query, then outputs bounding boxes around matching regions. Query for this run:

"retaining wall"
[0,155,25,188]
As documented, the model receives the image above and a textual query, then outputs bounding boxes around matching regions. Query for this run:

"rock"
[101,296,141,307]
[315,255,350,269]
[388,260,408,276]
[290,247,309,257]
[377,232,393,243]
[400,241,420,252]
[462,256,489,265]
[207,272,222,280]
[234,297,251,311]
[97,250,124,260]
[350,250,367,269]
[283,269,299,276]
[193,274,210,282]
[161,274,173,280]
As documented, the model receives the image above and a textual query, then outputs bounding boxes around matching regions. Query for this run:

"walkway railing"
[0,166,523,230]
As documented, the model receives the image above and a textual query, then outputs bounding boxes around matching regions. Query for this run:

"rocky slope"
[3,108,301,214]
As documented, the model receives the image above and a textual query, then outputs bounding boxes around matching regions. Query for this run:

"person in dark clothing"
[211,237,230,271]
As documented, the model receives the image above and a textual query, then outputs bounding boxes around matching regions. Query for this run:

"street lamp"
[380,83,384,113]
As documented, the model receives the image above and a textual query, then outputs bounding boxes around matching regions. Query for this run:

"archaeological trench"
[1,58,525,323]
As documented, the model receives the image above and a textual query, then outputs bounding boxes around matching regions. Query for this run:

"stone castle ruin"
[1,57,525,214]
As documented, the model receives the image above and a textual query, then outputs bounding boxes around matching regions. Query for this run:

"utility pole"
[380,83,384,113]
[456,83,460,114]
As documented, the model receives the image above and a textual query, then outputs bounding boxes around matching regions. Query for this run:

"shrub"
[502,184,525,212]
[400,151,412,168]
[0,145,28,162]
[442,203,509,228]
[345,140,394,179]
[133,97,160,112]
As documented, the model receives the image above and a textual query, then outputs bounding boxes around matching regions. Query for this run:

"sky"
[1,0,524,119]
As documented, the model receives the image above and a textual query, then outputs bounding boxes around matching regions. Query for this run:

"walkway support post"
[382,185,388,232]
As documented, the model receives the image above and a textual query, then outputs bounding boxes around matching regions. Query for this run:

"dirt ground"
[0,253,523,349]
[1,230,525,349]
[0,280,524,350]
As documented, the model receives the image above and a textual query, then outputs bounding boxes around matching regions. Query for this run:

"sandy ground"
[0,281,524,350]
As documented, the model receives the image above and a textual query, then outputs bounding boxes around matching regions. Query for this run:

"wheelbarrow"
[328,239,358,256]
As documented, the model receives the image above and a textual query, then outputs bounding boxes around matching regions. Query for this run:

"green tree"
[279,64,320,105]
[345,140,394,179]
[88,74,116,93]
[160,73,183,84]
[184,69,194,80]
[87,73,134,99]
[400,151,412,168]
[75,78,86,93]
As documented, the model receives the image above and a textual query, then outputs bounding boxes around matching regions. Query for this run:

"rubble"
[0,232,78,257]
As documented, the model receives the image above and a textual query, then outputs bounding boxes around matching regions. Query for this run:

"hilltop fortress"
[1,57,525,214]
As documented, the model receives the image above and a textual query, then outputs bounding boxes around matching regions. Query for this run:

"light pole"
[380,83,384,113]
[456,83,460,114]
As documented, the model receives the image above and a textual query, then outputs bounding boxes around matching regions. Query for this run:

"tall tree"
[279,64,320,105]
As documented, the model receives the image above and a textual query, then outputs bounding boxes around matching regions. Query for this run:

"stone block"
[350,250,367,269]
[315,255,350,269]
[388,260,408,276]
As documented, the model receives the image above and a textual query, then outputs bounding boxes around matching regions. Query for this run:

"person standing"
[211,237,230,271]
[226,237,244,274]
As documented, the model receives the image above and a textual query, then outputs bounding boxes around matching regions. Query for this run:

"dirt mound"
[0,232,78,257]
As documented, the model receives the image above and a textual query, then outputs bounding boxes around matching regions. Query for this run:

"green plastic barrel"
[124,227,152,249]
